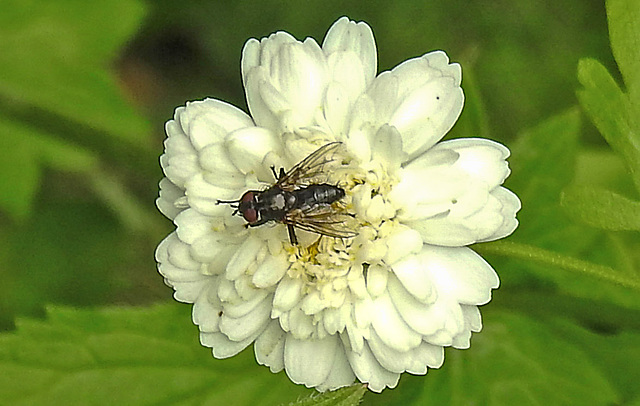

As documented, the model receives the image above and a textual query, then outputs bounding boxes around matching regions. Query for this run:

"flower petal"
[192,282,223,333]
[219,294,272,341]
[201,332,253,359]
[252,252,289,288]
[242,32,328,131]
[284,334,338,388]
[226,126,281,180]
[316,342,356,391]
[323,16,377,87]
[421,245,499,305]
[390,254,436,303]
[156,178,185,220]
[344,340,400,392]
[393,138,520,245]
[255,320,286,372]
[371,291,422,352]
[365,51,463,158]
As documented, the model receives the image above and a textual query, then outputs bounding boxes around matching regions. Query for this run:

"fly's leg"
[287,224,298,245]
[246,218,270,228]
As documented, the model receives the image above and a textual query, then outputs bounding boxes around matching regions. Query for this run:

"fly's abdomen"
[293,184,345,211]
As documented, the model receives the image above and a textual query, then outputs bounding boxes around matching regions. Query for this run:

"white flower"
[155,17,520,392]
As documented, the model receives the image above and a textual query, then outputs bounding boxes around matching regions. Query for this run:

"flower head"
[156,17,520,392]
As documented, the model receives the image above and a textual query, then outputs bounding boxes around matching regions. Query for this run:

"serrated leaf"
[285,384,366,406]
[0,304,310,406]
[561,185,640,230]
[607,0,640,103]
[385,312,620,406]
[0,0,150,143]
[577,58,640,193]
[0,116,97,219]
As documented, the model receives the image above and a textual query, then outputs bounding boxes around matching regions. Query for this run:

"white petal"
[254,320,286,372]
[185,174,237,216]
[367,328,418,373]
[174,209,212,245]
[390,255,436,303]
[242,32,329,131]
[156,233,211,303]
[371,124,406,173]
[161,129,198,188]
[390,76,463,158]
[344,339,400,392]
[387,273,439,336]
[365,51,463,158]
[382,224,423,265]
[431,138,511,186]
[222,287,269,319]
[226,126,280,178]
[192,281,223,333]
[156,178,185,220]
[315,342,356,391]
[322,81,353,135]
[462,304,483,332]
[252,253,289,288]
[284,334,338,387]
[449,306,483,349]
[421,245,499,305]
[180,98,254,150]
[201,332,253,359]
[273,276,304,312]
[198,144,246,186]
[366,264,388,298]
[190,232,237,273]
[322,16,377,86]
[395,138,520,245]
[371,291,422,352]
[219,294,271,341]
[477,187,521,242]
[225,236,264,281]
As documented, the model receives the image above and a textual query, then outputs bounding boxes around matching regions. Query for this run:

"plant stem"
[473,240,640,290]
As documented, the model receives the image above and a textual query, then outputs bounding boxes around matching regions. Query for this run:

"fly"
[217,142,356,245]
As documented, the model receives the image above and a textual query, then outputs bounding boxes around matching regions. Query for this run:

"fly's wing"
[277,142,343,191]
[284,206,358,239]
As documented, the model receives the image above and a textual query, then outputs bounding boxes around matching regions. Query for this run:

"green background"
[0,0,638,404]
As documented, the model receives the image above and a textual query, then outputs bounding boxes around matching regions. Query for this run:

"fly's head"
[237,191,259,224]
[216,191,260,225]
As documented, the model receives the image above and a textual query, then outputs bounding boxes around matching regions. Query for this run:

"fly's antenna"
[216,198,240,205]
[216,199,240,215]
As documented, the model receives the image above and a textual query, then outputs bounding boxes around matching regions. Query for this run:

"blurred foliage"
[0,0,638,405]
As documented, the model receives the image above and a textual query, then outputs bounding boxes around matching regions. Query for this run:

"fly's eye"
[239,192,258,223]
[242,208,258,223]
[241,192,254,204]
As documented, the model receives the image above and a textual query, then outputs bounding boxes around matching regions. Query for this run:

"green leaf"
[374,312,620,406]
[0,0,150,143]
[0,115,97,219]
[284,385,366,406]
[577,58,640,193]
[546,316,640,403]
[561,185,640,230]
[499,108,640,311]
[0,304,310,406]
[507,108,586,250]
[607,0,640,102]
